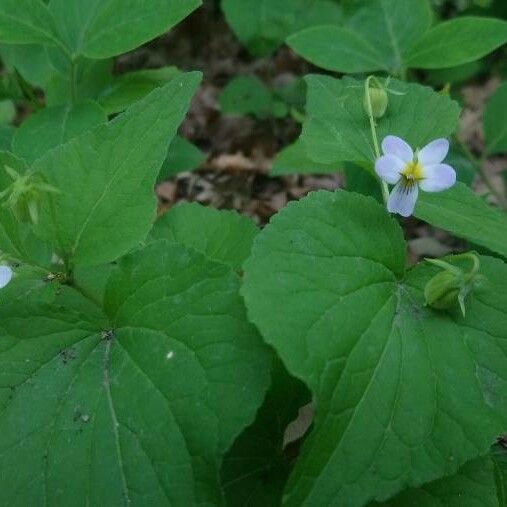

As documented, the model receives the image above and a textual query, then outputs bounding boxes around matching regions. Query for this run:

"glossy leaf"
[12,101,107,164]
[151,202,258,271]
[301,75,460,164]
[242,190,507,506]
[0,240,271,505]
[34,72,202,266]
[416,182,507,259]
[49,0,202,59]
[406,17,507,69]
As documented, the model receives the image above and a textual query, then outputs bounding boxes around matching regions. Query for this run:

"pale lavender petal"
[374,154,404,184]
[381,135,413,163]
[419,163,456,192]
[418,138,449,165]
[0,265,12,288]
[387,181,419,217]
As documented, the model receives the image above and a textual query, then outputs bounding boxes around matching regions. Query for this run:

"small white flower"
[375,135,456,217]
[0,265,13,289]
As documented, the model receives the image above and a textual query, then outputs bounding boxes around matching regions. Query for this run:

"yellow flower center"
[400,161,424,182]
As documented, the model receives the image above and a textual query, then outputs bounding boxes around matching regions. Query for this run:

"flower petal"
[387,181,419,217]
[0,265,13,289]
[381,135,413,163]
[374,154,404,184]
[418,138,449,165]
[419,163,456,192]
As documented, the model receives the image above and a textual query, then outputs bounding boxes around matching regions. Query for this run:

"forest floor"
[117,0,506,264]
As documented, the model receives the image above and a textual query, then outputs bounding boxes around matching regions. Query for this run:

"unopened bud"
[424,253,483,316]
[363,86,388,119]
[424,270,461,310]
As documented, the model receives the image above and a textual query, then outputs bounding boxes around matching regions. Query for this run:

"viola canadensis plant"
[0,0,507,506]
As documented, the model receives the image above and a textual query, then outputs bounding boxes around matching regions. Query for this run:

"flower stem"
[365,76,389,205]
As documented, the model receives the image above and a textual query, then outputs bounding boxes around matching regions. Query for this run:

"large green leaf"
[377,456,498,506]
[12,101,107,164]
[242,190,507,506]
[405,17,507,69]
[49,0,202,59]
[484,82,507,155]
[222,0,342,56]
[0,240,270,505]
[221,357,311,506]
[288,0,432,74]
[416,183,507,260]
[34,72,201,267]
[301,75,460,164]
[151,202,258,271]
[0,0,59,46]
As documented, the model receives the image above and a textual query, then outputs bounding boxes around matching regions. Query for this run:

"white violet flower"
[0,265,13,289]
[375,135,456,217]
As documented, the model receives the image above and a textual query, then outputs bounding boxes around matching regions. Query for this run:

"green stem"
[454,135,507,209]
[365,76,389,205]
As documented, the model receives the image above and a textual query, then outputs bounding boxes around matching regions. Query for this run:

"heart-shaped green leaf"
[0,240,270,505]
[242,190,507,506]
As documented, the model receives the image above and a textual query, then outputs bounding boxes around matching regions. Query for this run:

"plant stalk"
[364,76,389,204]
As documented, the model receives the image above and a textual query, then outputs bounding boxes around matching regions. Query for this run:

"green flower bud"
[424,253,483,316]
[363,86,388,119]
[424,270,461,310]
